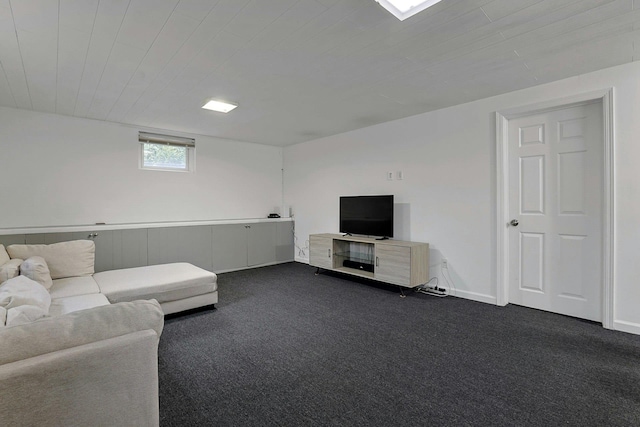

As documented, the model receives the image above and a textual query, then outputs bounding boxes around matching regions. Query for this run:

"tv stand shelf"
[309,234,429,288]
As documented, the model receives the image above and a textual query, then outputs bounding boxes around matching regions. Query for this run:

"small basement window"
[139,131,195,172]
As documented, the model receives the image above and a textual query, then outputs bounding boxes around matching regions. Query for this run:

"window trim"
[138,132,195,172]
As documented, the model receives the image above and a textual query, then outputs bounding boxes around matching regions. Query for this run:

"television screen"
[340,195,394,238]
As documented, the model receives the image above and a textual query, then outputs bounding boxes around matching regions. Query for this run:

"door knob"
[510,219,519,227]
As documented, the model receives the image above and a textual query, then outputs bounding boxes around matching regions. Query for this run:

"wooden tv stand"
[309,233,429,289]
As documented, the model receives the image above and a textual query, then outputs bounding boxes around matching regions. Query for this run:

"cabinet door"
[275,221,294,262]
[375,245,411,286]
[148,226,213,271]
[75,231,114,273]
[309,235,333,269]
[247,223,276,266]
[112,229,148,270]
[212,224,248,271]
[0,234,27,246]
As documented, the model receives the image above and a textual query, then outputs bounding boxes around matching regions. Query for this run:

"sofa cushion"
[49,276,100,299]
[7,240,95,280]
[0,259,22,284]
[0,245,9,266]
[93,263,217,304]
[49,293,111,317]
[0,307,5,327]
[20,256,53,290]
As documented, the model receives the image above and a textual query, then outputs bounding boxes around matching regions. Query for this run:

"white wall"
[284,60,640,334]
[0,107,283,228]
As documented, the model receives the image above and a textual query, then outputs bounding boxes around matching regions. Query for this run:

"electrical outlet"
[397,171,404,180]
[387,172,394,180]
[442,258,448,268]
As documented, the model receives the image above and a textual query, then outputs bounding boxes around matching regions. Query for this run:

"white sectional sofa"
[2,239,218,317]
[0,240,218,426]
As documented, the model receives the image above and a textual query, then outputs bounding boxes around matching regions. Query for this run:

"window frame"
[138,132,196,173]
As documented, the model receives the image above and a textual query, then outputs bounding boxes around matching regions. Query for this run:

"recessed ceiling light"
[202,99,238,113]
[375,0,444,21]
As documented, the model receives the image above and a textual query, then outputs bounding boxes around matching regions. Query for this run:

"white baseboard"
[612,320,640,335]
[215,260,291,274]
[295,257,309,264]
[445,288,497,305]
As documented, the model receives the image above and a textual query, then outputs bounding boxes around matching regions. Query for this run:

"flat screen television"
[340,195,394,238]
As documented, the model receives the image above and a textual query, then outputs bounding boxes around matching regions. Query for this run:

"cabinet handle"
[328,249,331,258]
[88,233,98,239]
[376,256,379,266]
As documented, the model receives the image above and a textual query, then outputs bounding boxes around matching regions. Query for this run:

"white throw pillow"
[20,256,53,290]
[0,275,51,313]
[7,240,95,279]
[0,259,23,284]
[0,244,9,266]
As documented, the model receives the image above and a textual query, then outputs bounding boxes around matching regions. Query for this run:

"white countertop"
[0,217,293,235]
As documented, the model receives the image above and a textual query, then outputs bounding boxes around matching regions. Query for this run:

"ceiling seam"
[72,0,100,116]
[103,0,183,121]
[84,0,132,118]
[8,0,33,109]
[55,0,60,113]
[0,60,18,107]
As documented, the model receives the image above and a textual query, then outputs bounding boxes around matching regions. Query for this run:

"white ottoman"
[93,263,217,315]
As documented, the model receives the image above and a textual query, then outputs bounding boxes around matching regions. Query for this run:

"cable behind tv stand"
[309,233,429,288]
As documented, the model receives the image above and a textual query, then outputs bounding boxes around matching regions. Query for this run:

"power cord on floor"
[415,276,448,297]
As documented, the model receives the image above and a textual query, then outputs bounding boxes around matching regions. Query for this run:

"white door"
[508,102,603,321]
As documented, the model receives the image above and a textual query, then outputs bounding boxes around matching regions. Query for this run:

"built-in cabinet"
[309,233,429,288]
[0,220,294,274]
[210,222,294,271]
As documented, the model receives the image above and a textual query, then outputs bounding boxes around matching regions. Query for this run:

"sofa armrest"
[0,329,160,426]
[0,299,164,426]
[0,299,164,365]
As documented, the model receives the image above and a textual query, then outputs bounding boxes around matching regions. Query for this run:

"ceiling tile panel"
[16,29,57,113]
[120,0,250,122]
[500,0,624,40]
[59,0,99,33]
[1,0,639,145]
[381,8,492,59]
[509,6,639,59]
[73,0,130,116]
[9,0,57,33]
[0,62,16,107]
[56,25,91,115]
[0,3,31,108]
[244,0,328,50]
[481,0,546,22]
[85,42,146,120]
[107,12,200,122]
[174,0,220,21]
[116,0,178,51]
[10,0,58,112]
[224,0,299,41]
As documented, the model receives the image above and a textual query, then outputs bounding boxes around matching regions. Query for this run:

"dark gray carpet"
[158,262,640,426]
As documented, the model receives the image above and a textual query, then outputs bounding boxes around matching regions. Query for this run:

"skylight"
[375,0,444,21]
[202,99,238,113]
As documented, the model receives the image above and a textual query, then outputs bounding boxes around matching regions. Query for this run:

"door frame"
[495,88,615,328]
